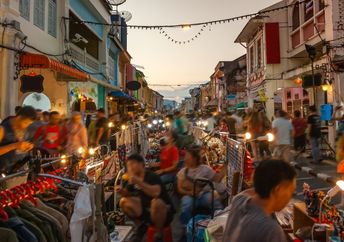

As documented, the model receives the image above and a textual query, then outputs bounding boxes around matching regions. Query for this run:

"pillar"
[0,26,21,119]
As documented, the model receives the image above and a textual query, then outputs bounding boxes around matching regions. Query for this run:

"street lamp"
[305,44,317,107]
[322,80,331,104]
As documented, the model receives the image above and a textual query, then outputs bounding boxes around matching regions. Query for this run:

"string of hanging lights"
[62,0,307,29]
[158,25,208,45]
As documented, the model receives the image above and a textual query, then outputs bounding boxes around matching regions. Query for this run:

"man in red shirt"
[155,132,179,183]
[292,110,307,152]
[34,111,66,155]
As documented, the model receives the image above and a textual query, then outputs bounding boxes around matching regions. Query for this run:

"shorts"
[140,203,174,226]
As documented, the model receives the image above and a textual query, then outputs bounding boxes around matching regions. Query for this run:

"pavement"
[291,152,343,205]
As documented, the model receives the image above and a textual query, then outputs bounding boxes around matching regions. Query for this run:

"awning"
[235,102,247,109]
[20,53,89,81]
[206,98,218,107]
[89,76,120,90]
[109,90,135,101]
[228,102,248,111]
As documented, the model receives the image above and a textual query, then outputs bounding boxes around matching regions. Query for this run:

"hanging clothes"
[0,217,38,242]
[35,198,69,237]
[70,185,92,242]
[0,227,19,242]
[20,200,65,242]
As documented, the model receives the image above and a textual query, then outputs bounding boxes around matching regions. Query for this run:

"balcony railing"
[108,56,115,81]
[70,43,100,73]
[290,10,325,50]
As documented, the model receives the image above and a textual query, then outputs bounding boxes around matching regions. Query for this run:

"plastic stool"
[146,225,173,242]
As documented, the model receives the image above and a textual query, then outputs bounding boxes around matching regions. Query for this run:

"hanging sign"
[126,81,141,91]
[20,74,44,93]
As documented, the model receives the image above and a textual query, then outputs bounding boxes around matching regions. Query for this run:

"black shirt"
[125,170,174,212]
[307,114,321,138]
[96,117,108,144]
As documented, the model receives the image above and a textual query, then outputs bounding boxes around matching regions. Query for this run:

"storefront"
[19,53,89,115]
[274,87,310,117]
[69,81,98,113]
[108,90,137,116]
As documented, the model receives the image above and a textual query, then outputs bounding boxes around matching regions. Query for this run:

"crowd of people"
[0,104,337,242]
[191,105,324,164]
[0,106,134,174]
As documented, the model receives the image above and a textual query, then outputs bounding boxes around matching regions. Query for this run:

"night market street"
[2,0,344,242]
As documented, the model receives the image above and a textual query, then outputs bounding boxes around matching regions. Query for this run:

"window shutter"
[48,0,57,37]
[19,0,30,20]
[34,0,45,30]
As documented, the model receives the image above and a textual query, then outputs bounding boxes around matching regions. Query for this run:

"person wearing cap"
[65,112,88,155]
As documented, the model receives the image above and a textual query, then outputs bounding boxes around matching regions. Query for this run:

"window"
[257,39,262,68]
[48,0,57,37]
[319,0,325,11]
[249,46,254,73]
[303,89,308,97]
[304,0,314,22]
[69,12,99,60]
[34,0,45,30]
[19,0,30,20]
[292,3,300,30]
[287,91,291,99]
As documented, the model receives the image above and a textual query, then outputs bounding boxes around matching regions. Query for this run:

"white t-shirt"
[272,117,293,145]
[206,117,216,132]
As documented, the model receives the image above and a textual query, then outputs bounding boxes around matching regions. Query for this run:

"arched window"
[304,0,314,22]
[23,93,51,111]
[292,3,300,30]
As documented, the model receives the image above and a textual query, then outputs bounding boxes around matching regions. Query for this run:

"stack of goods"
[275,200,295,231]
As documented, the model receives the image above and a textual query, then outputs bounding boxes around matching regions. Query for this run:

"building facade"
[0,0,136,118]
[235,1,296,119]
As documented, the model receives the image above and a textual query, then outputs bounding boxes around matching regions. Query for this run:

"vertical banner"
[265,22,281,64]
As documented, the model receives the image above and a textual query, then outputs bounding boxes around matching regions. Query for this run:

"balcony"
[108,56,115,82]
[70,43,100,73]
[289,10,325,56]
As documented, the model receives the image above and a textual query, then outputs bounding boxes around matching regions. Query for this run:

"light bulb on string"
[182,24,191,31]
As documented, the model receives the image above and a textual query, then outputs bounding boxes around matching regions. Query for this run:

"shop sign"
[258,90,268,102]
[20,74,44,93]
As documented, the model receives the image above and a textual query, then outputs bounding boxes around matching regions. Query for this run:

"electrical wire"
[70,59,108,80]
[0,43,24,53]
[0,21,67,57]
[327,35,344,43]
[313,23,337,72]
[62,0,307,29]
[22,39,67,57]
[1,22,6,50]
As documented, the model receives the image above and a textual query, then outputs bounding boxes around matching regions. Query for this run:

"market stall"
[0,119,151,242]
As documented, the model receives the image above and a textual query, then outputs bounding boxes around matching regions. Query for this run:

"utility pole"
[305,44,317,107]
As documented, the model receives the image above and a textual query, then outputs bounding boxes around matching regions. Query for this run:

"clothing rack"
[0,156,72,183]
[114,168,125,211]
[37,173,85,186]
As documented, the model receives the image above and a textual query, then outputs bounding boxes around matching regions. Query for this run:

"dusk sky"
[122,0,278,101]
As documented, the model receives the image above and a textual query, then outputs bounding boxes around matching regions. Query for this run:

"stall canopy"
[109,90,135,101]
[235,102,247,109]
[20,53,89,81]
[229,102,248,111]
